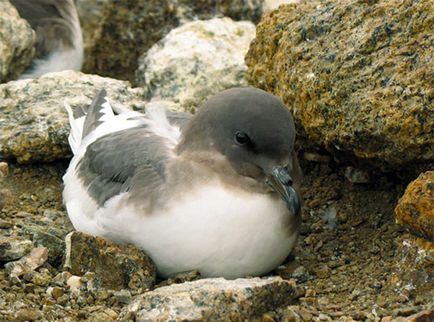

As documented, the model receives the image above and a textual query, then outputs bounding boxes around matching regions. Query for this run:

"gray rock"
[0,188,13,211]
[0,1,35,83]
[118,277,298,321]
[5,247,48,277]
[64,232,156,291]
[81,0,262,82]
[246,0,434,171]
[0,161,8,177]
[0,71,146,163]
[136,18,256,112]
[20,223,69,266]
[0,236,32,262]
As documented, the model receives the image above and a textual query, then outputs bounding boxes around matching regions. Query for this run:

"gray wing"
[77,115,192,208]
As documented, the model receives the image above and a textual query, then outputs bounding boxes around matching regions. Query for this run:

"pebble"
[0,188,13,210]
[0,161,8,177]
[67,275,83,296]
[344,166,371,183]
[15,307,43,321]
[113,289,132,304]
[0,236,33,261]
[303,152,331,163]
[5,247,48,277]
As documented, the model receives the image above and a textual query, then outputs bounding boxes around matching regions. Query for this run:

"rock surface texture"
[64,232,156,291]
[246,0,434,170]
[395,171,434,242]
[81,0,262,82]
[118,277,298,321]
[0,71,146,163]
[136,17,256,111]
[0,1,35,82]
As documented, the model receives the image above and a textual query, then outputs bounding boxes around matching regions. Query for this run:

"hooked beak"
[266,166,301,216]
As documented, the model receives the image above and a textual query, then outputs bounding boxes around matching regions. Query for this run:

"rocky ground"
[0,0,433,321]
[0,158,432,321]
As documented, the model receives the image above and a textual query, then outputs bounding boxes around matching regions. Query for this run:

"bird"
[63,87,302,279]
[10,0,83,79]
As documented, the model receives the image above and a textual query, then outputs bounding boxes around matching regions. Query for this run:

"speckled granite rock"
[0,236,32,262]
[0,71,146,163]
[82,0,262,82]
[0,0,35,82]
[118,277,298,321]
[385,235,434,302]
[64,232,156,291]
[136,18,255,112]
[395,171,434,242]
[246,0,434,170]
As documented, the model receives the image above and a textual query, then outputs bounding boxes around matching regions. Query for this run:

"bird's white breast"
[66,179,297,279]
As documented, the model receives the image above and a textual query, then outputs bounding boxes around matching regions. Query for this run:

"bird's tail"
[65,89,114,155]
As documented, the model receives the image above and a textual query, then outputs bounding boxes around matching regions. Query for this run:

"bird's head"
[177,87,302,216]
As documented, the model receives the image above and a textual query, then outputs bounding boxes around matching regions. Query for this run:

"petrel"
[10,0,83,79]
[63,88,302,279]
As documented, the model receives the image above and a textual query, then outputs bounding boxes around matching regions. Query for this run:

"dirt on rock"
[0,158,433,321]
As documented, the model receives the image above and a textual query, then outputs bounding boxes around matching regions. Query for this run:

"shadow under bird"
[63,87,302,278]
[10,0,83,79]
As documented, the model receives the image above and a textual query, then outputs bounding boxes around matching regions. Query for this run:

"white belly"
[64,177,298,279]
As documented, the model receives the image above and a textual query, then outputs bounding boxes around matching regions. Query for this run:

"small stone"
[0,236,33,261]
[52,271,72,286]
[303,152,330,163]
[344,166,371,184]
[5,247,48,277]
[15,308,43,321]
[395,171,434,241]
[96,288,110,301]
[0,219,13,228]
[291,266,309,283]
[51,286,64,299]
[113,289,132,304]
[67,275,83,296]
[0,161,8,177]
[31,269,52,286]
[157,270,201,287]
[56,294,69,306]
[64,231,156,290]
[88,308,118,322]
[0,188,13,210]
[20,223,68,266]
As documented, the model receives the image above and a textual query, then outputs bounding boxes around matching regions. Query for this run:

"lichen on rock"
[246,0,434,170]
[0,0,35,82]
[395,171,434,242]
[0,71,146,163]
[119,277,299,321]
[136,17,256,112]
[81,0,262,82]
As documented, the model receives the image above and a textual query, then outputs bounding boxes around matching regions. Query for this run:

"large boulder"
[395,171,434,242]
[136,17,256,112]
[0,71,146,163]
[246,0,434,170]
[0,0,35,83]
[80,0,262,82]
[118,277,299,321]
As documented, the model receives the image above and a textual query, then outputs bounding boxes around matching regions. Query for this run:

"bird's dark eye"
[234,131,250,145]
